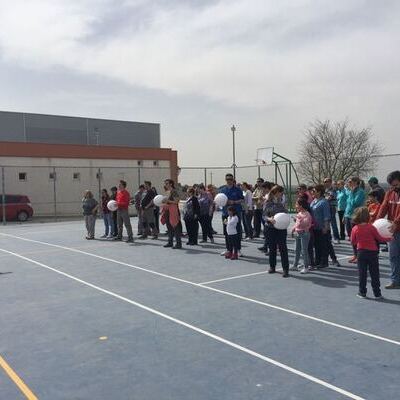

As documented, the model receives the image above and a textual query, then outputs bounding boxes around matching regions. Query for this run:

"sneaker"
[300,267,309,274]
[348,256,358,264]
[375,295,384,300]
[137,235,148,239]
[258,246,267,252]
[290,265,298,271]
[231,252,238,260]
[268,268,276,274]
[199,240,207,243]
[357,293,367,298]
[385,282,400,289]
[151,236,158,240]
[113,237,122,241]
[331,260,341,267]
[173,244,182,249]
[282,271,289,278]
[225,251,232,259]
[100,234,107,238]
[163,243,173,248]
[125,238,134,243]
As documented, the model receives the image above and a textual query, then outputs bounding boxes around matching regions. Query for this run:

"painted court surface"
[0,218,399,400]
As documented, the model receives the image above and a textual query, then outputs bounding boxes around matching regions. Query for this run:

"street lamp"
[231,124,237,180]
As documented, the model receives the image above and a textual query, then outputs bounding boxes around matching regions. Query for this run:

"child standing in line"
[351,207,391,299]
[225,206,240,260]
[291,198,313,274]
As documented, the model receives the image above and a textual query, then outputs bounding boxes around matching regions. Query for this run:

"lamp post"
[231,124,237,180]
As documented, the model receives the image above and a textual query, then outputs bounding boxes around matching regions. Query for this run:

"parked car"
[0,194,34,221]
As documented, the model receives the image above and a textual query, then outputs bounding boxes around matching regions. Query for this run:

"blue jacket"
[336,188,348,211]
[344,187,366,218]
[219,185,244,217]
[310,198,331,230]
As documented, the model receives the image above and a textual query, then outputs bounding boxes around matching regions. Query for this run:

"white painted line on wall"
[0,232,399,347]
[0,247,366,400]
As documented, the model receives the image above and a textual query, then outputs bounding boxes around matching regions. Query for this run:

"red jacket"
[351,224,390,251]
[377,189,400,232]
[116,189,130,210]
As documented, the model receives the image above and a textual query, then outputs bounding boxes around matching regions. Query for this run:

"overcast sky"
[0,0,399,167]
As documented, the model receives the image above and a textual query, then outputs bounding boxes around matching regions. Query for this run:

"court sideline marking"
[1,232,399,347]
[0,355,38,400]
[0,247,365,400]
[200,270,269,285]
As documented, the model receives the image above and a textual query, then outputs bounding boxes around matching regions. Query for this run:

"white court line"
[0,247,365,400]
[0,232,399,347]
[200,271,269,285]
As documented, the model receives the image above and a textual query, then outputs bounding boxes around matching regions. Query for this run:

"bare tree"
[298,120,382,184]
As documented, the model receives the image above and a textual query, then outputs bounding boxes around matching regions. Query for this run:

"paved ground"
[0,216,399,400]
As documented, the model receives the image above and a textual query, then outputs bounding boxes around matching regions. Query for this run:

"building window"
[18,172,27,181]
[137,161,143,166]
[153,160,159,166]
[49,172,56,180]
[73,172,80,181]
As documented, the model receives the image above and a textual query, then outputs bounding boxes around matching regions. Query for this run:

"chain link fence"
[1,165,171,223]
[1,153,398,224]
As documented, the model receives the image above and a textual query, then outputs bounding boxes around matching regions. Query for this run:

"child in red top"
[367,191,381,223]
[351,207,391,299]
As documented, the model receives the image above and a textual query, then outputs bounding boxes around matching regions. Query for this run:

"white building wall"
[0,157,171,217]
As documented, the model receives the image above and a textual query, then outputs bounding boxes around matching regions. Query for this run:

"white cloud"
[0,0,398,109]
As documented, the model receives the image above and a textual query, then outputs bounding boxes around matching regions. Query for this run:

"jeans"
[117,209,133,240]
[330,207,340,240]
[227,234,240,253]
[389,232,400,285]
[84,214,96,238]
[293,231,310,267]
[266,226,289,272]
[253,209,263,237]
[199,214,213,241]
[357,249,381,296]
[337,210,346,240]
[142,208,158,237]
[103,212,113,236]
[185,217,199,244]
[223,215,242,251]
[165,210,182,246]
[314,228,329,267]
[242,210,254,238]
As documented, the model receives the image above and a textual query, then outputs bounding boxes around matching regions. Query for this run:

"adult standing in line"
[100,188,112,238]
[110,186,118,237]
[344,177,366,263]
[115,180,134,243]
[377,170,400,289]
[184,187,200,245]
[324,178,340,244]
[367,177,385,204]
[220,173,244,256]
[82,190,99,240]
[297,183,313,204]
[242,182,254,240]
[207,184,218,235]
[336,180,348,241]
[258,181,273,253]
[198,184,214,243]
[134,184,145,236]
[263,185,290,277]
[161,179,182,249]
[139,181,158,239]
[252,178,265,238]
[152,185,160,234]
[310,185,331,269]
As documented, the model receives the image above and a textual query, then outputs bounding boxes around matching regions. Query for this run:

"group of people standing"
[81,170,400,298]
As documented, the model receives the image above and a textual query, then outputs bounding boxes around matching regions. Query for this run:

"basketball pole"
[231,124,236,180]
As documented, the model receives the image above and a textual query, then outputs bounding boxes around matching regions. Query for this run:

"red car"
[0,194,34,221]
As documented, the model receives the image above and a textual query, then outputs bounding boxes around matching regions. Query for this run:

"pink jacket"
[293,211,312,233]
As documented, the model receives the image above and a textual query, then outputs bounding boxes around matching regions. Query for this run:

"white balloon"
[153,195,166,207]
[107,200,118,212]
[373,218,393,238]
[214,193,228,207]
[273,212,291,230]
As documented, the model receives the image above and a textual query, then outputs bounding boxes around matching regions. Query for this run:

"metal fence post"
[53,167,57,221]
[138,167,141,186]
[204,168,207,186]
[2,167,6,225]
